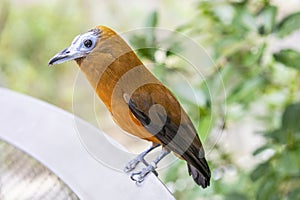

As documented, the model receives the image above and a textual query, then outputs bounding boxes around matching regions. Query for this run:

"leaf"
[227,77,265,104]
[232,6,256,32]
[144,11,158,48]
[145,10,158,28]
[197,115,212,140]
[214,36,241,57]
[250,162,270,182]
[274,49,300,70]
[252,144,271,156]
[281,102,300,131]
[258,5,277,35]
[243,44,266,66]
[130,36,156,61]
[275,12,300,38]
[277,150,300,176]
[256,179,277,200]
[264,129,285,143]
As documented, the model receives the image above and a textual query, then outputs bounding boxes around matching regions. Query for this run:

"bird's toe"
[130,164,158,184]
[124,159,140,173]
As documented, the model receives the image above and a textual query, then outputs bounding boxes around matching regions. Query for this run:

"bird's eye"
[83,39,93,48]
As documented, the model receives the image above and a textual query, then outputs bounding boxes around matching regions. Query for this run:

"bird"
[49,26,211,188]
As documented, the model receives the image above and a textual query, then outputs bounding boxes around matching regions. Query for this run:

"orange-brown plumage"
[49,25,211,188]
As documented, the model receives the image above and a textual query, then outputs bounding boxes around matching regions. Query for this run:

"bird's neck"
[76,39,158,112]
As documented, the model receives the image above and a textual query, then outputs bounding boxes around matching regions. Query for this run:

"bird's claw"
[130,163,158,185]
[124,144,161,173]
[124,156,152,173]
[124,158,143,173]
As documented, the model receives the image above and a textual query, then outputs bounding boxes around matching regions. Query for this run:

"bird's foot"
[124,157,144,173]
[130,162,158,184]
[124,144,160,173]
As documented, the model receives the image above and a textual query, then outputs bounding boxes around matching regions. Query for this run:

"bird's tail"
[187,157,210,188]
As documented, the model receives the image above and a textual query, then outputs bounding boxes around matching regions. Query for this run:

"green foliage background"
[0,0,300,199]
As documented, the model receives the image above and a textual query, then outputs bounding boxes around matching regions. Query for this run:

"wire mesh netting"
[0,139,80,200]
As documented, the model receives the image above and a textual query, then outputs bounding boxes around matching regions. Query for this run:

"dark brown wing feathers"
[128,84,211,188]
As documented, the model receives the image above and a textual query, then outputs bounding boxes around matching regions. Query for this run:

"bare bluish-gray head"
[48,28,100,65]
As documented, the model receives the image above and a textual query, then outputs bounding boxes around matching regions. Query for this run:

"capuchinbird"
[49,26,211,188]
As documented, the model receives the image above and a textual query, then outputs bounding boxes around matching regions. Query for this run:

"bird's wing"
[126,84,210,187]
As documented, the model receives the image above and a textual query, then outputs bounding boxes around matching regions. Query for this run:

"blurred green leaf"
[256,179,277,200]
[264,129,284,143]
[232,4,256,32]
[229,44,266,67]
[250,162,270,182]
[214,36,241,58]
[264,127,300,146]
[281,102,300,131]
[244,44,266,66]
[257,5,277,35]
[252,144,271,156]
[228,77,265,105]
[197,115,212,140]
[274,49,300,70]
[166,41,182,57]
[145,11,158,48]
[275,12,300,38]
[145,10,158,28]
[277,150,300,176]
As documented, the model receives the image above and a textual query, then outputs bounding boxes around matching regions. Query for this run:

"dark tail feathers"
[187,161,210,188]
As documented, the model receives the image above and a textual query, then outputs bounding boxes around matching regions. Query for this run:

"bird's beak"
[48,47,84,66]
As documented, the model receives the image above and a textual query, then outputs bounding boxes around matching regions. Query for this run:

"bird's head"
[48,25,140,89]
[48,26,117,66]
